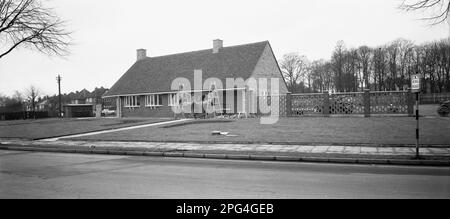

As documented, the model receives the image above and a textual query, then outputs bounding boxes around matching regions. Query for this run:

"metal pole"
[57,75,62,118]
[415,92,419,158]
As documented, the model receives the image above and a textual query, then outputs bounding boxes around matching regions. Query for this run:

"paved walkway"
[1,138,449,158]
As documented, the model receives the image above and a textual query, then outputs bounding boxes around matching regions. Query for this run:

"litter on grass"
[211,131,235,137]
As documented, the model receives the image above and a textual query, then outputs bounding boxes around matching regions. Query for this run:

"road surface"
[0,150,449,199]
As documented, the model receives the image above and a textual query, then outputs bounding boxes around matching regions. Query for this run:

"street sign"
[411,74,421,158]
[411,74,421,93]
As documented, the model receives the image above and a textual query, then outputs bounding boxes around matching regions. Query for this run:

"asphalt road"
[0,150,449,199]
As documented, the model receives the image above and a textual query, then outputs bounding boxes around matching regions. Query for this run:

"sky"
[0,0,449,97]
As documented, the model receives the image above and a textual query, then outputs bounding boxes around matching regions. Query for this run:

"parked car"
[437,101,450,117]
[101,109,116,117]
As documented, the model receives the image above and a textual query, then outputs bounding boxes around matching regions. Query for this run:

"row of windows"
[124,96,140,107]
[145,94,163,107]
[168,93,197,106]
[123,95,165,108]
[124,93,250,108]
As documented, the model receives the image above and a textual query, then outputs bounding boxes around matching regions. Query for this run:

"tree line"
[0,87,109,117]
[0,86,41,112]
[280,38,450,94]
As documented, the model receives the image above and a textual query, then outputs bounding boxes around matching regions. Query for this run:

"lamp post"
[56,75,62,118]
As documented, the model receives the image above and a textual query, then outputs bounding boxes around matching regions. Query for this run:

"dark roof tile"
[105,41,269,96]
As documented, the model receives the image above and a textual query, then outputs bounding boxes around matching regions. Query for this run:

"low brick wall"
[276,90,414,117]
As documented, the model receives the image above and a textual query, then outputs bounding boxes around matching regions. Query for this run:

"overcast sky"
[0,0,448,97]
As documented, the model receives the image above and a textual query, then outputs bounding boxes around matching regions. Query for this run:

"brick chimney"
[213,39,223,54]
[137,49,147,61]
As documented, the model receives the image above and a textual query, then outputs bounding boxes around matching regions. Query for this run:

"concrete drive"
[0,138,449,166]
[0,150,449,199]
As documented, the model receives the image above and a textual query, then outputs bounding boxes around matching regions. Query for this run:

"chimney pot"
[137,49,147,61]
[213,39,223,54]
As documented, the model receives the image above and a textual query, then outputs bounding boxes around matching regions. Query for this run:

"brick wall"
[250,44,289,95]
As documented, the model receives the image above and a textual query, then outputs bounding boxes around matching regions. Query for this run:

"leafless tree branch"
[0,0,72,59]
[400,0,450,25]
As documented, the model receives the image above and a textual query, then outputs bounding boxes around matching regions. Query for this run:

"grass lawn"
[0,118,172,140]
[70,117,450,146]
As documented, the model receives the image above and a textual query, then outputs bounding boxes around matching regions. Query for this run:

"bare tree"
[12,90,23,102]
[0,93,5,106]
[373,47,388,91]
[279,53,309,93]
[357,46,372,90]
[331,41,346,92]
[280,38,449,94]
[396,39,415,89]
[343,48,359,92]
[0,0,71,59]
[400,0,450,25]
[310,60,332,92]
[25,85,41,114]
[386,41,401,90]
[0,92,24,112]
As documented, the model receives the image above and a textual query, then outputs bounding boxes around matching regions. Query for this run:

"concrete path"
[3,139,450,156]
[0,138,449,166]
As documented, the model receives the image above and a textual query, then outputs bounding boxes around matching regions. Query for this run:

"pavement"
[1,138,449,166]
[1,150,449,199]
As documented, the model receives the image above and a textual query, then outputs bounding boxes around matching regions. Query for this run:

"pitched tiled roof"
[105,41,269,97]
[91,87,109,97]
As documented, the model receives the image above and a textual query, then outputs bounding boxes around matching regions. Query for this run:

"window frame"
[145,94,163,107]
[124,96,140,108]
[168,94,179,107]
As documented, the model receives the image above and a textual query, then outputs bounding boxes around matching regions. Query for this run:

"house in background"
[36,99,49,111]
[61,87,109,106]
[63,89,95,118]
[63,87,109,118]
[104,40,288,118]
[70,89,91,104]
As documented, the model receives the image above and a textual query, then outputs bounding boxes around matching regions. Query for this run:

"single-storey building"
[103,40,288,118]
[63,104,94,118]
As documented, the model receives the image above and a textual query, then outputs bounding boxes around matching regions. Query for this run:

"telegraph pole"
[56,75,62,118]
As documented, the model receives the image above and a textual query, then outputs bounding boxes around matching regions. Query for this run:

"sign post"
[411,74,421,159]
[56,75,62,118]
